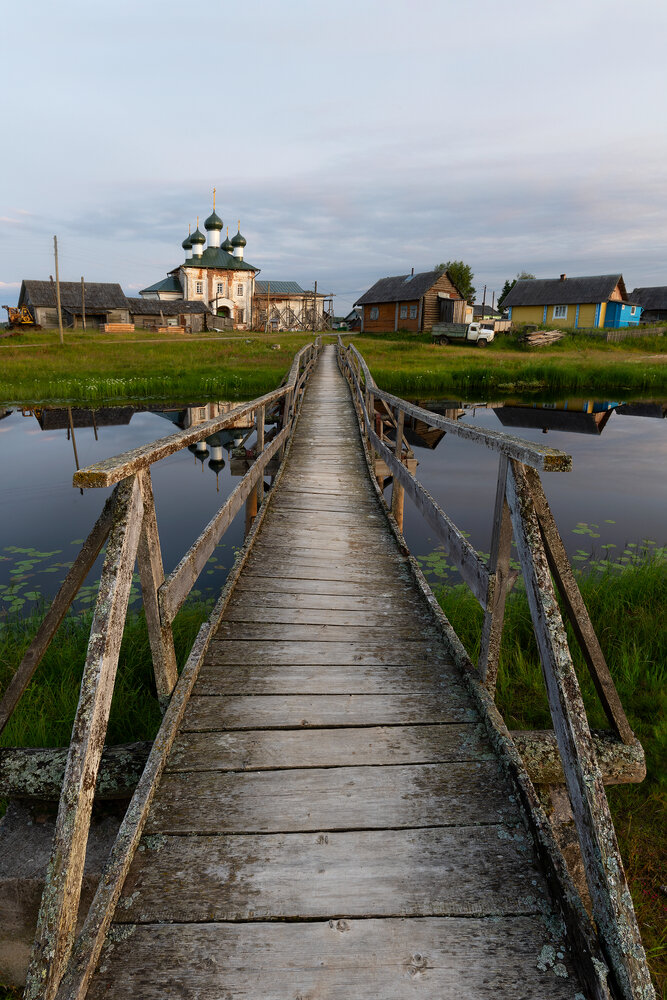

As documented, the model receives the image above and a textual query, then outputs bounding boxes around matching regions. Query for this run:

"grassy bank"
[437,553,666,993]
[0,327,666,403]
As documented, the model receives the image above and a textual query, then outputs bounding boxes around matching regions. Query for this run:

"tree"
[435,261,476,304]
[497,270,535,308]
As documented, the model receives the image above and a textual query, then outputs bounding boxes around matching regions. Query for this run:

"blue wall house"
[603,300,642,328]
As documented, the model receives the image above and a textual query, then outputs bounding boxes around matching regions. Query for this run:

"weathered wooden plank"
[207,638,450,666]
[513,730,646,786]
[194,660,462,697]
[24,476,144,1000]
[478,453,513,693]
[116,825,546,922]
[86,917,583,1000]
[222,602,432,628]
[167,723,491,772]
[159,428,288,621]
[0,494,114,737]
[0,743,151,800]
[135,469,178,706]
[215,621,440,643]
[506,459,652,1000]
[183,692,475,729]
[240,561,411,585]
[524,464,635,744]
[233,575,412,598]
[225,587,427,614]
[145,761,519,834]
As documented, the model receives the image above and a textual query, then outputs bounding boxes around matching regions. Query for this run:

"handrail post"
[390,405,405,532]
[245,407,260,537]
[136,468,178,709]
[478,454,513,694]
[255,404,265,511]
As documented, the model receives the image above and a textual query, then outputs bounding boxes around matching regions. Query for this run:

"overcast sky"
[2,0,667,314]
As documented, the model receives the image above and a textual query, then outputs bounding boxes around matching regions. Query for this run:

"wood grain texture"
[88,918,581,1000]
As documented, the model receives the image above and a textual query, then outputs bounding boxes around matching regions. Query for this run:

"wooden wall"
[421,271,466,331]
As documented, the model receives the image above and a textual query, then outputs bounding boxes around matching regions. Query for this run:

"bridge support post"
[391,406,405,532]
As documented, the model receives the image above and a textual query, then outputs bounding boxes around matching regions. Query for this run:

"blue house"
[604,300,642,328]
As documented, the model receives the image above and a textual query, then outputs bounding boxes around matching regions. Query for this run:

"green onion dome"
[182,232,193,250]
[222,233,234,252]
[231,229,246,248]
[204,210,223,231]
[190,227,206,245]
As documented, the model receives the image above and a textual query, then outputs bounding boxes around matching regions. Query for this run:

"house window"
[237,284,243,296]
[399,305,408,319]
[199,408,207,420]
[196,281,203,294]
[630,306,636,315]
[217,282,224,294]
[553,305,568,319]
[409,305,418,319]
[370,307,379,320]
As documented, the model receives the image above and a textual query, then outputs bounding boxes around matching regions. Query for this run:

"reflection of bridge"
[1,345,655,999]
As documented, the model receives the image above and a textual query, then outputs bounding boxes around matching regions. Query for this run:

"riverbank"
[1,554,664,992]
[0,327,665,403]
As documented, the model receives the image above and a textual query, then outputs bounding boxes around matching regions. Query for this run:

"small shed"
[17,281,130,329]
[126,298,211,333]
[355,269,465,333]
[630,287,667,323]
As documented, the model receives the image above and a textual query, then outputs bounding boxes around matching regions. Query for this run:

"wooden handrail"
[337,338,652,1000]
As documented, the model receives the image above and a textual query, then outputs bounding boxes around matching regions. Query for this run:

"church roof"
[140,275,182,295]
[181,247,258,272]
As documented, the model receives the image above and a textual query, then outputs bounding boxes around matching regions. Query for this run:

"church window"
[217,282,224,294]
[196,281,203,294]
[237,284,243,296]
[238,309,244,323]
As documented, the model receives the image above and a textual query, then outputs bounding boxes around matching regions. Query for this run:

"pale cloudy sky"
[2,0,667,314]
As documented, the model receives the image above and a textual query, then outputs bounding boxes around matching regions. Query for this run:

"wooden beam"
[512,730,645,786]
[0,742,151,800]
[505,459,652,1000]
[24,476,144,1000]
[0,495,114,737]
[478,454,514,693]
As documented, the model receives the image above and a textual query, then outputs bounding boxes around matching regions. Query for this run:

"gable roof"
[255,280,306,295]
[501,274,626,308]
[20,280,128,311]
[126,298,210,315]
[630,286,667,311]
[356,269,454,305]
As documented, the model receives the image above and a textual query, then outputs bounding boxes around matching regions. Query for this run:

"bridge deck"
[87,347,584,998]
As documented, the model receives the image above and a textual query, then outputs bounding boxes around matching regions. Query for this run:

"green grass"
[1,327,666,403]
[436,552,667,995]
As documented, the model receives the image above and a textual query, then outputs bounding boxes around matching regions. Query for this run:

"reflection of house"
[127,298,211,333]
[630,287,667,324]
[32,407,135,430]
[493,400,619,435]
[253,281,328,331]
[17,281,130,329]
[616,401,667,419]
[501,274,641,329]
[355,269,465,333]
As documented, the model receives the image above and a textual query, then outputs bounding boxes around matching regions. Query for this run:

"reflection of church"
[140,192,330,331]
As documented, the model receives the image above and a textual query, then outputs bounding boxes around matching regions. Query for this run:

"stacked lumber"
[101,323,135,334]
[522,329,565,347]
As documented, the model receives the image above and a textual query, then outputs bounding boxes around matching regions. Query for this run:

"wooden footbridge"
[1,343,656,999]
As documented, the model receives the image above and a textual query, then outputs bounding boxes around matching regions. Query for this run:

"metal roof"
[126,298,211,315]
[255,280,307,295]
[182,247,257,272]
[19,280,128,310]
[140,275,183,295]
[501,274,626,308]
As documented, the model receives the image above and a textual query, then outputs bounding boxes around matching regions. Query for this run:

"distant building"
[355,269,465,333]
[17,281,130,329]
[630,286,667,323]
[253,281,327,331]
[501,274,642,329]
[127,298,211,333]
[473,304,502,320]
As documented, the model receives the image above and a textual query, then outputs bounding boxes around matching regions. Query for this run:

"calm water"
[0,396,665,616]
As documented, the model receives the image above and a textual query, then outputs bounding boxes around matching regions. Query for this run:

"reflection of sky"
[0,401,665,613]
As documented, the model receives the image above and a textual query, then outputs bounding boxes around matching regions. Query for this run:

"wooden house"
[630,286,667,323]
[355,269,465,333]
[127,298,211,333]
[17,281,130,329]
[501,274,642,329]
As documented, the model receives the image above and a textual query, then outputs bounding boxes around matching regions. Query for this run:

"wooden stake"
[81,276,86,331]
[54,236,64,344]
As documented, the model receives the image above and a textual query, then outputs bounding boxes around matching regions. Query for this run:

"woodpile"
[100,323,135,334]
[522,328,566,347]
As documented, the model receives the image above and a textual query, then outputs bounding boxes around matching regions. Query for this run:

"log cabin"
[354,268,465,333]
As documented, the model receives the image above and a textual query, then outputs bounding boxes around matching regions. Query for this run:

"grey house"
[17,281,130,329]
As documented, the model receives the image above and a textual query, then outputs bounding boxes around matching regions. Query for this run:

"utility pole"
[81,276,86,331]
[53,236,64,344]
[313,280,318,332]
[481,284,486,319]
[266,282,270,333]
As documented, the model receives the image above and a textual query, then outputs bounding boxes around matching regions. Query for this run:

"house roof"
[126,298,211,315]
[630,286,667,311]
[255,280,305,295]
[181,246,258,272]
[501,274,626,308]
[355,269,455,305]
[140,275,183,295]
[20,280,128,311]
[473,304,501,317]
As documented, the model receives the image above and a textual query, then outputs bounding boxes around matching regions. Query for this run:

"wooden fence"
[337,337,654,1000]
[1,340,321,1000]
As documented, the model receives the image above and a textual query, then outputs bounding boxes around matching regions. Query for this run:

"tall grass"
[437,553,666,992]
